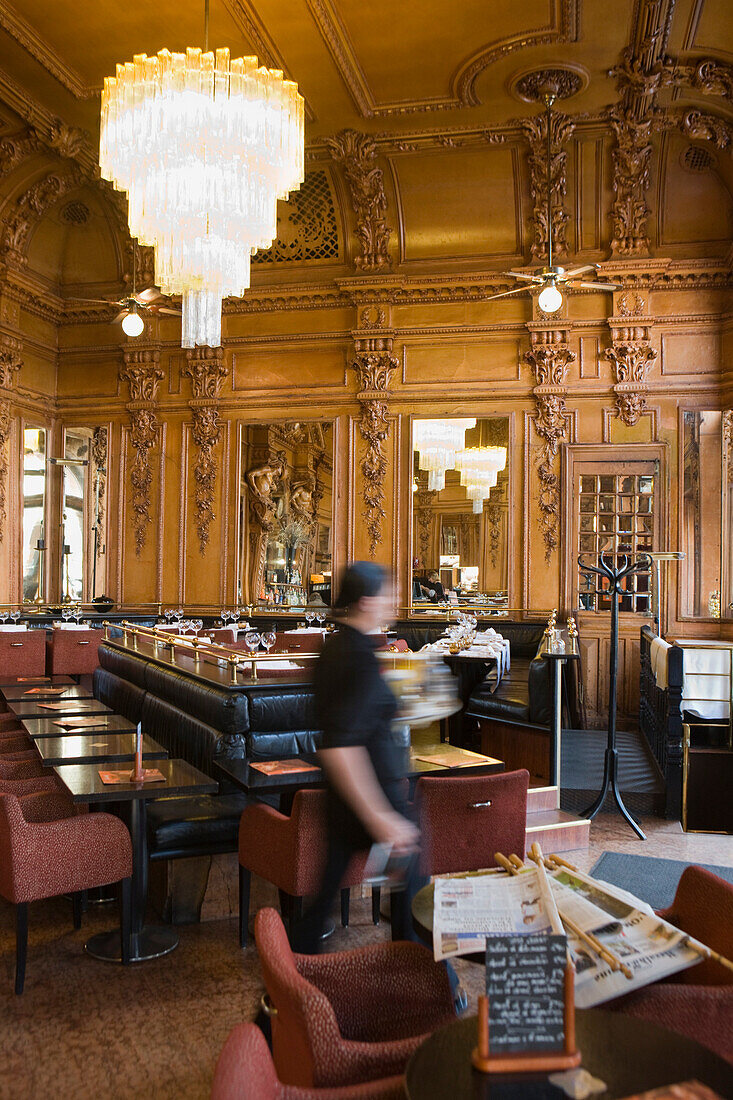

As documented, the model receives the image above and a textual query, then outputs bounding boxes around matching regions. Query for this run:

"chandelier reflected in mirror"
[455,446,507,513]
[413,419,477,491]
[100,48,304,348]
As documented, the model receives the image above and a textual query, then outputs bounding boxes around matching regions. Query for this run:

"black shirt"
[313,623,404,844]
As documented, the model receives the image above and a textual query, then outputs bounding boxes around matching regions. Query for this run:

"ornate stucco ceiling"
[0,0,731,300]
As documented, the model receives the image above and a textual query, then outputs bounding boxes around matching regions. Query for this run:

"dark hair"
[333,561,388,610]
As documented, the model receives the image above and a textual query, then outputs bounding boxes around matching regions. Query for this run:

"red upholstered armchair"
[238,789,373,947]
[0,793,133,993]
[0,631,47,678]
[612,865,733,1063]
[254,907,455,1089]
[48,628,104,676]
[415,768,529,876]
[211,1022,405,1100]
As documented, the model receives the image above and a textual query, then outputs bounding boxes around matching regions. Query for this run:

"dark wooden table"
[216,745,504,803]
[53,758,217,963]
[440,652,499,743]
[8,697,112,719]
[405,1010,733,1099]
[35,733,168,766]
[0,674,74,686]
[23,714,136,738]
[0,683,93,702]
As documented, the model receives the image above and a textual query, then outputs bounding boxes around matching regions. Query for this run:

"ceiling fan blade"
[136,287,163,303]
[156,307,182,317]
[485,286,530,302]
[113,310,128,323]
[570,281,621,291]
[562,264,597,279]
[503,271,543,283]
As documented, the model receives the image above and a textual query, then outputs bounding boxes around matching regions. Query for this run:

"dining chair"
[48,628,104,676]
[0,631,47,678]
[415,768,530,876]
[254,907,455,1088]
[0,793,133,992]
[611,865,733,1062]
[211,1021,405,1100]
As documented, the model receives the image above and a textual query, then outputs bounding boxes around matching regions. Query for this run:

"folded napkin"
[650,636,671,689]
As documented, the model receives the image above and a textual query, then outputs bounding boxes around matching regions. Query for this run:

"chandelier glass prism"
[455,446,507,513]
[100,48,305,348]
[413,419,476,492]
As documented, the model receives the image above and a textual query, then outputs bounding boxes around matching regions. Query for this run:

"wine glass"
[261,630,276,656]
[10,609,21,626]
[0,611,8,626]
[75,605,83,624]
[305,609,315,629]
[244,630,261,656]
[315,610,326,629]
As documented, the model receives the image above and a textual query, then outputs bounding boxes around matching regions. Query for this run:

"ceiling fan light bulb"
[121,310,145,337]
[538,283,563,313]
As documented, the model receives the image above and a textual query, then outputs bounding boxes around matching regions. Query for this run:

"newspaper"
[432,866,561,960]
[548,867,700,1008]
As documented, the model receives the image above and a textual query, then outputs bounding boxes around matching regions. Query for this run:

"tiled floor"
[1,812,731,1100]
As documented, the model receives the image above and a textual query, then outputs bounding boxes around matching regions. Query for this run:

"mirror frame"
[677,406,728,623]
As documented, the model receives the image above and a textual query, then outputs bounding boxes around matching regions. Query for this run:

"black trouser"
[290,830,426,954]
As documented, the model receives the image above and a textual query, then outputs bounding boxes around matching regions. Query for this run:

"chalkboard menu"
[485,934,567,1054]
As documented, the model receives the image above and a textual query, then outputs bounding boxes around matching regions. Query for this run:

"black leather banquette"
[94,642,321,861]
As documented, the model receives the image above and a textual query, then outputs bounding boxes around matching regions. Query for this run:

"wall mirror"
[59,426,108,603]
[411,417,509,606]
[238,421,334,606]
[22,426,47,603]
[680,410,726,619]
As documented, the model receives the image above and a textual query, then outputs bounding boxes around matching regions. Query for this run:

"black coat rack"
[578,553,652,840]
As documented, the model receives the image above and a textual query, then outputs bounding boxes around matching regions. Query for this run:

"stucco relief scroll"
[525,330,575,561]
[182,347,229,556]
[0,338,22,543]
[119,350,164,557]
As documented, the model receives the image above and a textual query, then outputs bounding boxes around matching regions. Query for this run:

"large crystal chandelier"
[100,48,304,348]
[455,446,507,513]
[413,419,476,491]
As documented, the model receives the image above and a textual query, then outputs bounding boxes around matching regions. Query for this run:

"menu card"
[486,934,567,1054]
[23,687,69,696]
[413,748,491,768]
[99,768,166,785]
[17,676,50,682]
[37,701,100,711]
[249,759,320,775]
[54,715,112,728]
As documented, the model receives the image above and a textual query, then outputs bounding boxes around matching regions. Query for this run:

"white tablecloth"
[651,635,731,719]
[0,624,26,632]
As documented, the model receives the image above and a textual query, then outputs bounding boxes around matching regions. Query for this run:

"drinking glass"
[62,607,72,623]
[10,610,21,626]
[305,610,315,628]
[244,630,261,657]
[75,605,83,624]
[261,630,276,655]
[0,611,8,625]
[315,610,326,628]
[194,619,203,635]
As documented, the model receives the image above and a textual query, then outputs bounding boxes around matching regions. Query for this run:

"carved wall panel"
[119,350,163,557]
[326,130,391,271]
[0,337,22,543]
[521,108,574,260]
[182,347,229,555]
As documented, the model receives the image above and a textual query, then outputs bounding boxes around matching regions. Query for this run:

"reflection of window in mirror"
[412,417,509,604]
[22,427,46,603]
[63,430,90,602]
[238,421,334,606]
[681,411,722,619]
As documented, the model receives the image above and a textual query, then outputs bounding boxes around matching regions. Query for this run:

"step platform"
[526,785,590,853]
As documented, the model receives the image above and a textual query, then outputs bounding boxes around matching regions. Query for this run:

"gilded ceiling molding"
[0,167,84,265]
[182,347,230,555]
[0,334,22,543]
[0,128,40,180]
[0,67,97,175]
[0,2,97,99]
[665,57,733,102]
[678,108,733,152]
[326,130,392,271]
[119,350,164,557]
[350,315,398,558]
[525,324,575,561]
[604,294,657,426]
[521,108,575,261]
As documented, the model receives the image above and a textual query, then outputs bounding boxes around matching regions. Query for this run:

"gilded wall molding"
[678,108,733,152]
[0,2,98,99]
[486,502,503,569]
[182,347,229,555]
[351,317,398,558]
[665,58,733,103]
[119,350,164,557]
[723,410,733,487]
[326,130,391,272]
[521,108,575,261]
[525,326,575,561]
[0,128,40,180]
[0,334,21,543]
[1,167,84,264]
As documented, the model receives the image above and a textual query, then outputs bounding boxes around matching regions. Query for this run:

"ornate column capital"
[182,347,230,555]
[604,297,657,426]
[119,348,164,556]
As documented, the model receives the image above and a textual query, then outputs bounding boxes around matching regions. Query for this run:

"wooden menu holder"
[471,962,581,1074]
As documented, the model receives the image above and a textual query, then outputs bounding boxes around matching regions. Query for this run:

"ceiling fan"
[67,243,181,336]
[487,94,620,312]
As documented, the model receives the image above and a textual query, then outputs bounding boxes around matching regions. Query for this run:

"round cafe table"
[405,1010,733,1099]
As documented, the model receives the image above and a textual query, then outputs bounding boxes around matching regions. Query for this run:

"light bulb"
[121,309,145,337]
[538,283,563,313]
